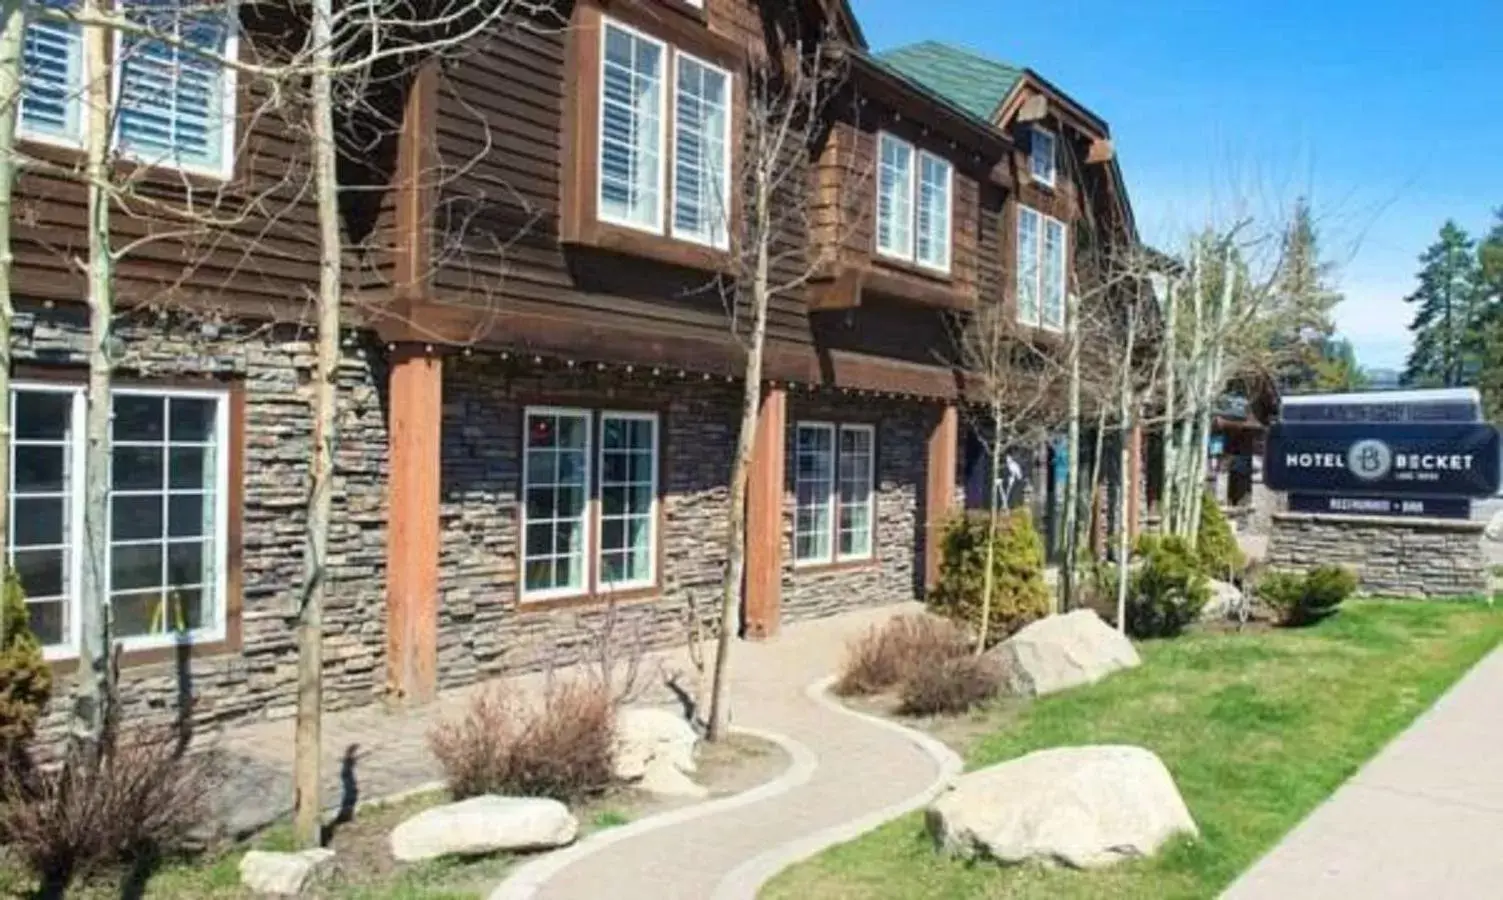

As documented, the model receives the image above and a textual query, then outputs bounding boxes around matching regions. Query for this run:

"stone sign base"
[1267,512,1489,599]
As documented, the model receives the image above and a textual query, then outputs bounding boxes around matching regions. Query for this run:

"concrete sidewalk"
[1224,646,1503,900]
[496,603,948,900]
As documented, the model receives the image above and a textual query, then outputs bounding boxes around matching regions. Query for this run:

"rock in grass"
[614,707,700,780]
[239,848,335,896]
[926,745,1197,869]
[389,796,578,862]
[987,610,1139,697]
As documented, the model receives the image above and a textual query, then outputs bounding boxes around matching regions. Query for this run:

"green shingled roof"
[875,42,1024,123]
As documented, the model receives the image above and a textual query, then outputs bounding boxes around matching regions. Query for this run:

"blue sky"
[853,0,1502,371]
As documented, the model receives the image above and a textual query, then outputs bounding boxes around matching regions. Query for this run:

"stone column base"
[1267,512,1488,599]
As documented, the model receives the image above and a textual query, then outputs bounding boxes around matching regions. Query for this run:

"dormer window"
[597,17,731,249]
[1029,127,1056,187]
[875,132,953,274]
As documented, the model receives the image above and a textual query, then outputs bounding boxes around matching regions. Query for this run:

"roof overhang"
[837,47,1012,160]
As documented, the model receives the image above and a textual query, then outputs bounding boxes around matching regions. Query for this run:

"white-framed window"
[1029,126,1057,187]
[520,406,660,601]
[18,2,85,147]
[671,52,731,248]
[521,408,592,600]
[113,0,239,178]
[7,382,231,659]
[598,411,658,590]
[836,424,875,559]
[876,133,914,260]
[599,20,667,232]
[876,132,953,273]
[793,422,876,566]
[1017,205,1067,330]
[598,17,732,247]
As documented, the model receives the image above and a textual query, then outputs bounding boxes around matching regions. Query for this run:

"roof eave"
[839,48,1013,159]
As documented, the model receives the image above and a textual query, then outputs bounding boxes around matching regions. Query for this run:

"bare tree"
[947,295,1064,648]
[705,35,855,742]
[0,0,24,648]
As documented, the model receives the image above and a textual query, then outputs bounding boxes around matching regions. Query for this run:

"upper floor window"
[598,18,731,249]
[1017,206,1067,330]
[876,132,952,273]
[18,4,83,145]
[1029,127,1057,187]
[18,0,237,178]
[8,383,232,659]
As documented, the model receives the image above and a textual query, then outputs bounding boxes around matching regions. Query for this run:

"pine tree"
[1403,221,1480,387]
[1272,197,1344,391]
[1471,209,1503,417]
[1311,337,1369,392]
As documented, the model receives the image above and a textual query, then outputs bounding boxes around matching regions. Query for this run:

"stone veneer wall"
[780,396,933,623]
[1267,512,1489,599]
[18,304,390,746]
[434,358,738,685]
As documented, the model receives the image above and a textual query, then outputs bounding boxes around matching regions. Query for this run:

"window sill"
[517,586,662,613]
[792,557,880,576]
[45,633,240,675]
[874,253,955,285]
[863,263,975,312]
[563,219,732,274]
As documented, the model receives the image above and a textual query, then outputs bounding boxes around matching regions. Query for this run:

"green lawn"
[764,601,1503,900]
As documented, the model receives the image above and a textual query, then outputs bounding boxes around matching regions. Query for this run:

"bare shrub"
[897,655,1002,716]
[834,614,970,697]
[0,727,223,893]
[429,679,615,803]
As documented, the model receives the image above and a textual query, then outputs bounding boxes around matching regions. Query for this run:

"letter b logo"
[1347,439,1392,483]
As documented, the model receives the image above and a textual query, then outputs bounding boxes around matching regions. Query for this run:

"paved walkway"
[213,602,950,900]
[1224,646,1503,900]
[492,603,950,900]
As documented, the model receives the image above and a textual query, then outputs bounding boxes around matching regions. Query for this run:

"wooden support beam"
[925,404,959,591]
[386,345,443,703]
[1016,93,1049,123]
[745,386,786,639]
[1086,138,1115,165]
[394,60,439,301]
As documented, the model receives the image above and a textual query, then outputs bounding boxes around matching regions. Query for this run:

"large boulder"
[1201,579,1244,621]
[987,610,1139,697]
[614,707,708,796]
[390,796,577,862]
[239,849,335,896]
[927,745,1198,869]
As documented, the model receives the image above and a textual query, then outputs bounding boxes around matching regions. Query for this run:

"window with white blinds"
[115,0,237,176]
[18,4,83,144]
[671,53,731,248]
[597,17,733,247]
[876,132,953,274]
[1017,205,1067,330]
[599,21,666,231]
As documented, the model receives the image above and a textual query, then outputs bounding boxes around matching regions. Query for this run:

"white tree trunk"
[706,163,772,743]
[1114,312,1137,633]
[974,410,1004,651]
[0,0,24,639]
[295,0,339,847]
[1159,275,1179,528]
[72,0,115,756]
[1060,290,1082,612]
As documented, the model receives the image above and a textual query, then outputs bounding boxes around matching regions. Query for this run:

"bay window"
[794,422,875,566]
[7,383,231,658]
[521,406,659,601]
[17,0,237,176]
[598,18,731,248]
[876,132,953,274]
[1017,206,1067,330]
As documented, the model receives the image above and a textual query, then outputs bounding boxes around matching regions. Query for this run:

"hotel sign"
[1264,423,1501,498]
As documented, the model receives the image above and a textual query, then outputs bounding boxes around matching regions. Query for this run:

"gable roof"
[875,41,1023,122]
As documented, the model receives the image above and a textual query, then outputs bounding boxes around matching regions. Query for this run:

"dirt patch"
[3,733,788,899]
